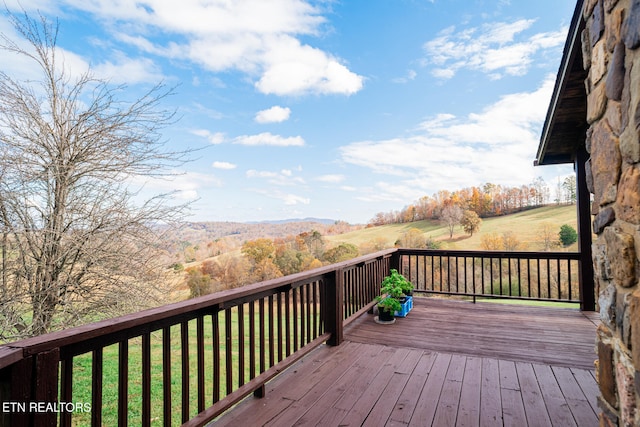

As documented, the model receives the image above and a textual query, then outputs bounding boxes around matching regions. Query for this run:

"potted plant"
[381,269,413,297]
[375,269,414,322]
[376,295,402,323]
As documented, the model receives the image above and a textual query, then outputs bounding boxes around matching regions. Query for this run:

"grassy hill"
[326,205,579,252]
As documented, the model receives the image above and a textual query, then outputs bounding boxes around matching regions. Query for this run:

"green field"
[326,204,579,251]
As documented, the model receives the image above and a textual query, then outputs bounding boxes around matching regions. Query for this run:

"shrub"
[559,224,578,246]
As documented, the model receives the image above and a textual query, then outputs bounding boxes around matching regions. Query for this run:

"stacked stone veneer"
[584,0,640,425]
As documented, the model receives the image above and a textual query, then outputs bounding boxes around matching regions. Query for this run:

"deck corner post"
[324,269,344,346]
[576,145,595,311]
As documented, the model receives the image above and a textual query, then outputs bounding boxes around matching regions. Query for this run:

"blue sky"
[2,0,578,224]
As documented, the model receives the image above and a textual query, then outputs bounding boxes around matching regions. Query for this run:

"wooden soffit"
[536,0,588,166]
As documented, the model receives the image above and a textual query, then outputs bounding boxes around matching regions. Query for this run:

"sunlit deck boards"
[214,298,599,426]
[346,298,598,370]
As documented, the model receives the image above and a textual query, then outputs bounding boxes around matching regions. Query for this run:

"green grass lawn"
[326,204,579,251]
[68,307,318,426]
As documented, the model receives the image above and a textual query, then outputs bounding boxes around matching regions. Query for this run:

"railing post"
[391,250,401,272]
[6,349,59,427]
[324,269,344,346]
[576,145,595,311]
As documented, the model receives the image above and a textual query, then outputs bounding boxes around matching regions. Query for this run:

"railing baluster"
[306,283,312,344]
[60,357,73,427]
[527,259,532,298]
[259,297,266,372]
[237,305,245,387]
[285,289,291,357]
[181,320,190,423]
[557,259,562,299]
[212,312,220,404]
[312,281,319,339]
[92,348,103,427]
[142,333,151,427]
[118,341,128,427]
[568,260,573,300]
[162,327,171,427]
[292,288,299,352]
[547,258,552,299]
[197,316,205,411]
[224,309,233,395]
[299,285,306,346]
[508,257,512,296]
[269,295,275,367]
[277,292,283,362]
[249,300,256,379]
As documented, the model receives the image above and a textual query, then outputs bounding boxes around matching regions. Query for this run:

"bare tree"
[0,12,189,339]
[539,222,558,251]
[440,205,463,239]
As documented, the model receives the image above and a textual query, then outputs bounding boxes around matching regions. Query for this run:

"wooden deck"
[214,298,600,426]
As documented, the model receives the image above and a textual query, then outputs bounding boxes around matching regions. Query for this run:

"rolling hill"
[325,204,579,252]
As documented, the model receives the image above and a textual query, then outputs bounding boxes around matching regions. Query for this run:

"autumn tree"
[186,268,212,298]
[274,248,314,276]
[501,231,522,251]
[0,13,188,339]
[298,230,325,259]
[396,228,427,248]
[460,210,482,236]
[241,238,282,281]
[201,255,251,291]
[323,243,359,264]
[360,236,389,254]
[480,233,503,250]
[241,238,276,265]
[440,205,463,239]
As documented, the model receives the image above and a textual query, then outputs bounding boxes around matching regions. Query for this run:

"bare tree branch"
[0,10,190,340]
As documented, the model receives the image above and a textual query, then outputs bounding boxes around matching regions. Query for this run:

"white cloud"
[255,36,363,96]
[233,132,304,146]
[316,174,346,183]
[423,19,567,79]
[93,53,164,84]
[247,170,279,179]
[392,69,417,84]
[283,194,310,205]
[252,188,310,205]
[212,161,236,170]
[255,106,291,123]
[246,169,306,186]
[136,171,223,200]
[339,77,556,195]
[58,0,363,96]
[192,129,226,144]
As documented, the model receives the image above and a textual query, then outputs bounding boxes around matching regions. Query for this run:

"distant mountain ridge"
[167,218,357,253]
[246,217,338,225]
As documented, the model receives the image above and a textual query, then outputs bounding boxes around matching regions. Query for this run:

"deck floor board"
[213,298,599,426]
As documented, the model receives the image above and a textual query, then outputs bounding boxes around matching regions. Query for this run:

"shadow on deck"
[214,298,599,426]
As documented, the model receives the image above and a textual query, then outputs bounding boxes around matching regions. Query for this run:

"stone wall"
[584,0,640,425]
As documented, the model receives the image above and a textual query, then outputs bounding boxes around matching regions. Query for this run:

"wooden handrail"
[0,249,395,427]
[0,247,586,426]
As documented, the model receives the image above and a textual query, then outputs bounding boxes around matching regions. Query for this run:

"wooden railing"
[0,248,584,426]
[0,249,394,427]
[398,249,581,303]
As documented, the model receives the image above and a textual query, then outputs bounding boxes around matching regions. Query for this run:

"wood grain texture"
[214,298,599,426]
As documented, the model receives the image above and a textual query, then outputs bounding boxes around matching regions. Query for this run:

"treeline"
[368,177,576,226]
